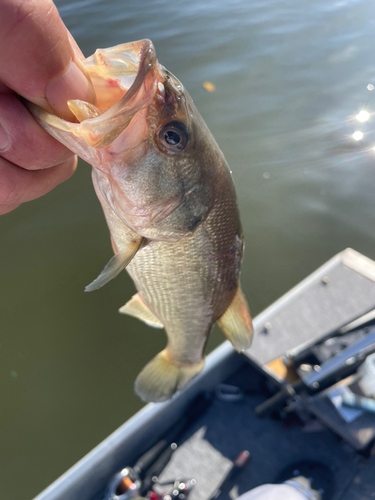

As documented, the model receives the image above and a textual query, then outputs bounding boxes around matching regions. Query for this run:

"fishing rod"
[256,329,375,417]
[104,392,212,500]
[285,305,375,365]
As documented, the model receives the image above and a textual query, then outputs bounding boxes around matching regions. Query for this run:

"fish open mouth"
[29,39,159,150]
[79,39,157,115]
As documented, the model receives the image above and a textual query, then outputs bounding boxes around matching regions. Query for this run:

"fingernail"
[45,60,94,120]
[0,123,10,151]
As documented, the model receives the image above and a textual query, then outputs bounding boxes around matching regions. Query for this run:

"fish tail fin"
[134,350,205,403]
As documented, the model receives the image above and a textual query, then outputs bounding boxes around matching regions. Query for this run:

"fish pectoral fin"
[134,350,205,403]
[119,293,164,329]
[217,284,253,352]
[85,237,144,292]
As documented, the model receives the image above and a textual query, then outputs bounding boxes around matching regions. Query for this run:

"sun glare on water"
[353,131,364,141]
[348,85,375,146]
[356,110,370,122]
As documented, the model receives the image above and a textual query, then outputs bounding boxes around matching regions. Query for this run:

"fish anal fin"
[217,284,253,352]
[134,350,205,402]
[85,237,143,292]
[119,293,163,329]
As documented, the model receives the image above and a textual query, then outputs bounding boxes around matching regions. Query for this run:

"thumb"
[44,55,95,120]
[0,0,94,120]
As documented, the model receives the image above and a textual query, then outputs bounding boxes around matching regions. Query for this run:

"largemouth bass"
[30,40,253,402]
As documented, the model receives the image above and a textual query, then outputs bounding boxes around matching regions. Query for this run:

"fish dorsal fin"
[85,237,144,292]
[67,100,101,122]
[119,293,164,328]
[217,284,253,352]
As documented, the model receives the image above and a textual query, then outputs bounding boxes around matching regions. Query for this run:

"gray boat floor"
[157,364,375,500]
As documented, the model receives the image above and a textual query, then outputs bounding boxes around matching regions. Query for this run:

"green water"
[2,0,375,497]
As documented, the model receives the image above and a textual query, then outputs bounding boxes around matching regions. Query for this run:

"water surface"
[2,0,375,497]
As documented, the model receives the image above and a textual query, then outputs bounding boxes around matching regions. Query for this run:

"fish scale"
[126,182,242,362]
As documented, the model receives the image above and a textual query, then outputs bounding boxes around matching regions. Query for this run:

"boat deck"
[157,362,374,500]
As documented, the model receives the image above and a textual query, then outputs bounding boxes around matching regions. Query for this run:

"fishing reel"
[104,467,141,500]
[104,466,196,500]
[103,394,212,500]
[151,478,197,500]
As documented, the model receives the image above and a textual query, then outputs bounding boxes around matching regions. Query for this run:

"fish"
[29,39,253,402]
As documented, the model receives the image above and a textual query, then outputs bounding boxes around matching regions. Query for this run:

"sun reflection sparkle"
[356,110,370,122]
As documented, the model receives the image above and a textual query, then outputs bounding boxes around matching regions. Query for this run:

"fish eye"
[158,121,188,152]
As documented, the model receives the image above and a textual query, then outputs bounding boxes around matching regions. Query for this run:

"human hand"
[0,0,94,215]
